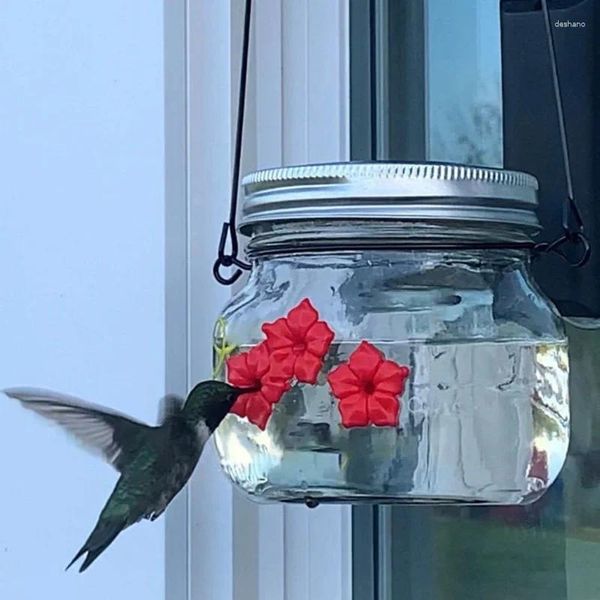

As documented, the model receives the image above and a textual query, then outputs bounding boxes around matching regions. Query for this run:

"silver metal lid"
[240,162,540,234]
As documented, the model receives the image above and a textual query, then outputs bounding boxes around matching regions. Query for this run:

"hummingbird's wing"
[3,387,154,473]
[157,394,184,424]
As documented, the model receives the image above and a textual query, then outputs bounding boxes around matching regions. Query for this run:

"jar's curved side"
[492,258,567,342]
[212,276,264,380]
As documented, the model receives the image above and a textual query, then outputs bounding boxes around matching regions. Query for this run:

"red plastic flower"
[328,341,410,428]
[226,342,290,430]
[262,298,334,384]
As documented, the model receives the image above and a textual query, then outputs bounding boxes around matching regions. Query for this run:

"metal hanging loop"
[533,0,591,268]
[213,0,253,286]
[534,230,591,268]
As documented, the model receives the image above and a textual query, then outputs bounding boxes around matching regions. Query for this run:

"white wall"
[0,1,165,598]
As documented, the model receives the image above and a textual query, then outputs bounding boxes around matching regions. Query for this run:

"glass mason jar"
[212,163,569,505]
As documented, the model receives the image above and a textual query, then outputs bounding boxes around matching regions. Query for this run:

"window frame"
[164,2,353,599]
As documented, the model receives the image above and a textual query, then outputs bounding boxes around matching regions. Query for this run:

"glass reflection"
[386,321,600,600]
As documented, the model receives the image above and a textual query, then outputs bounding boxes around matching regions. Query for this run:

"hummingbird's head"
[183,380,257,432]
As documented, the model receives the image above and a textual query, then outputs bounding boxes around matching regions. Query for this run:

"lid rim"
[241,161,540,232]
[243,161,539,190]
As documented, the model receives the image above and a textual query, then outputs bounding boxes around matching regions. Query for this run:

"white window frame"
[164,2,352,599]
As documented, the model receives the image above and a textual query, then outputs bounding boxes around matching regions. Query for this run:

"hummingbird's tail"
[66,516,128,573]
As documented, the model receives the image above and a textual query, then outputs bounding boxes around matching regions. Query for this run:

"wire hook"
[213,0,253,285]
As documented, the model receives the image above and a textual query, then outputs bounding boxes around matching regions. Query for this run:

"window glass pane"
[427,0,502,166]
[350,1,600,599]
[383,320,600,600]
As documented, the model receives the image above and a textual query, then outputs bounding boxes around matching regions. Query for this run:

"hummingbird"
[3,380,254,572]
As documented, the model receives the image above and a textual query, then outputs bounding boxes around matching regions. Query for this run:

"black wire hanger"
[213,0,253,286]
[532,0,591,267]
[213,0,591,286]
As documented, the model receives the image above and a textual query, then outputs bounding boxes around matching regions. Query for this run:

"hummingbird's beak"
[233,384,261,396]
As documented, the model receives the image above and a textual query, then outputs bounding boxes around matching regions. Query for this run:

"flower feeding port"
[209,0,586,506]
[225,299,410,432]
